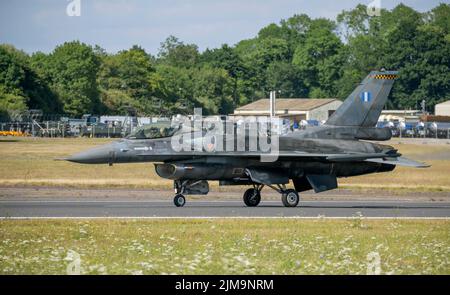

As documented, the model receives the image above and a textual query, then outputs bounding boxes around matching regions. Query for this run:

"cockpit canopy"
[126,122,180,139]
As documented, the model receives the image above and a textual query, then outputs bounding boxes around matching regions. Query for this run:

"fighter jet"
[66,70,428,207]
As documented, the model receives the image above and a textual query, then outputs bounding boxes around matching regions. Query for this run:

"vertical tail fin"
[325,70,398,127]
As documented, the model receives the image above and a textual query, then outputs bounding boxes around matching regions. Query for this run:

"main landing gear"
[171,179,300,208]
[281,189,300,207]
[243,184,300,208]
[243,185,262,207]
[172,180,209,207]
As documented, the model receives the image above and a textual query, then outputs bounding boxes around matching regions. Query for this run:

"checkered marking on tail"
[373,74,398,80]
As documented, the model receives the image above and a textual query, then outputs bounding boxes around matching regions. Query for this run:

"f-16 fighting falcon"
[66,70,428,207]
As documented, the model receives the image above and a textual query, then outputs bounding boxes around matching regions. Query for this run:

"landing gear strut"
[267,184,300,207]
[172,180,209,207]
[243,183,300,207]
[173,180,187,207]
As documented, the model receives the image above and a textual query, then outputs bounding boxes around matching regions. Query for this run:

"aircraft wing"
[161,151,401,160]
[136,149,430,169]
[198,152,429,168]
[364,156,430,168]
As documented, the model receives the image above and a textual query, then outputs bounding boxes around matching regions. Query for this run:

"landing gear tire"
[243,188,261,207]
[281,189,299,207]
[173,194,186,207]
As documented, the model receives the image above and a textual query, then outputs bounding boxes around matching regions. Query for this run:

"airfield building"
[232,98,342,123]
[378,110,421,123]
[435,100,450,116]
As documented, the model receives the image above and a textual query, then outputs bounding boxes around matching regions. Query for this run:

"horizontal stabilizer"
[326,152,400,162]
[365,157,430,168]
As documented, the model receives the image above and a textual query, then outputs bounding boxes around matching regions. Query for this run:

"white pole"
[269,90,276,117]
[269,91,273,119]
[273,90,276,118]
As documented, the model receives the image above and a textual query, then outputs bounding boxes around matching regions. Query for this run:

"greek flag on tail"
[360,91,371,103]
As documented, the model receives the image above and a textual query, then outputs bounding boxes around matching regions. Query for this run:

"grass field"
[0,218,449,274]
[0,137,449,191]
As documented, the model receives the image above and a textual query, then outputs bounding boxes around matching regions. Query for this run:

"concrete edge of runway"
[1,216,449,220]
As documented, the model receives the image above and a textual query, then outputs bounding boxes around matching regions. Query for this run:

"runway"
[1,199,450,218]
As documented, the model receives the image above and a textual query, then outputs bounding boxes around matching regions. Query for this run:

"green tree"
[266,61,307,97]
[193,66,234,115]
[279,14,312,55]
[201,44,245,107]
[336,5,382,99]
[97,45,159,114]
[99,89,139,115]
[0,90,27,121]
[237,37,290,99]
[337,4,370,41]
[336,3,450,109]
[292,19,344,97]
[2,2,449,118]
[155,64,194,115]
[389,24,450,109]
[0,45,59,120]
[379,4,449,109]
[158,36,199,68]
[44,41,101,116]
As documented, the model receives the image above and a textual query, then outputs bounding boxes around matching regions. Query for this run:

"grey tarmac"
[1,187,449,218]
[1,199,449,218]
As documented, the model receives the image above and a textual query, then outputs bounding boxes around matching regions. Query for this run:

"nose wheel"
[173,194,186,207]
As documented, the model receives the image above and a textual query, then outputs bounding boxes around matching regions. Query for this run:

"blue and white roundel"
[360,91,371,103]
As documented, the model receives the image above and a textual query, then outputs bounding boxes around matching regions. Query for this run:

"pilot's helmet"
[160,127,168,137]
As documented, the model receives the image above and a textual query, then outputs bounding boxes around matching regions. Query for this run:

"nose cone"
[66,143,115,164]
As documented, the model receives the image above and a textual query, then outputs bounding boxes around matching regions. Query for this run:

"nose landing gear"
[173,194,186,207]
[172,179,209,207]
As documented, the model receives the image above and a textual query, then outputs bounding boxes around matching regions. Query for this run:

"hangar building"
[435,100,450,116]
[232,98,342,123]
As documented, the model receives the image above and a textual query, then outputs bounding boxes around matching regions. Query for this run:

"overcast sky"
[0,0,445,55]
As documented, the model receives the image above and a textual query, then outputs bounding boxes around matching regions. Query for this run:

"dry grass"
[339,161,450,191]
[0,137,172,188]
[0,137,449,191]
[0,218,449,274]
[339,143,450,191]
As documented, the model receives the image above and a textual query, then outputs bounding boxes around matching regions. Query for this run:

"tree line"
[0,3,449,120]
